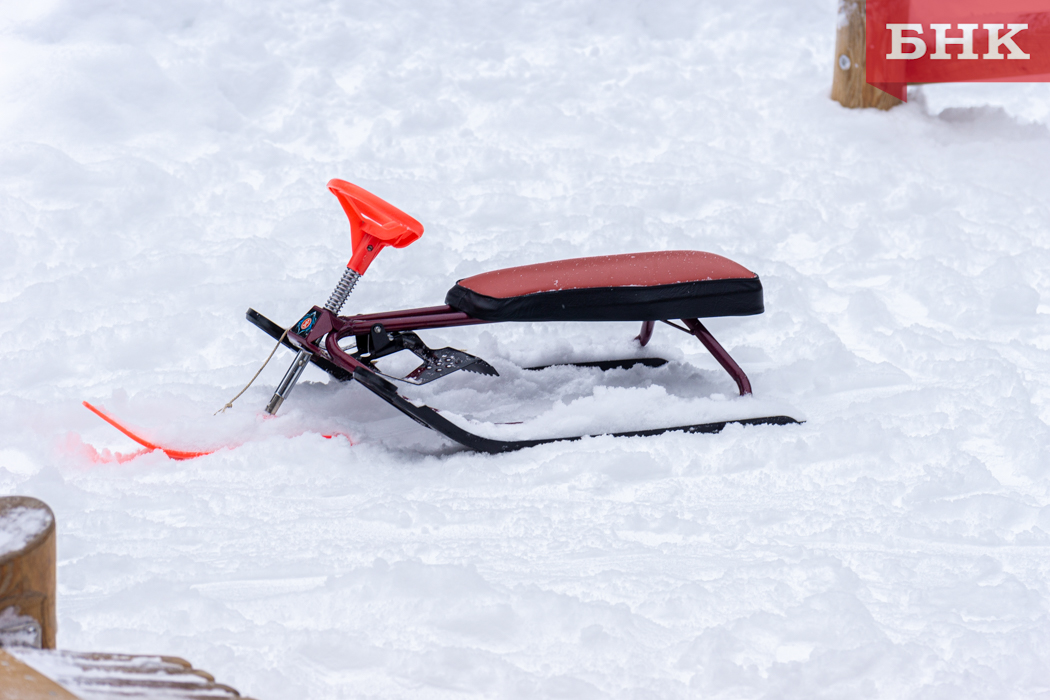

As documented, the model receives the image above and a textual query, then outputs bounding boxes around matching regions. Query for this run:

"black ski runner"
[352,368,799,453]
[247,308,801,453]
[524,357,668,372]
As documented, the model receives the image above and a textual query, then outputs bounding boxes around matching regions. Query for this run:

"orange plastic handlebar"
[327,179,424,275]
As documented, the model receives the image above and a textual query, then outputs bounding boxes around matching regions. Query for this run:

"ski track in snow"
[2,0,1050,697]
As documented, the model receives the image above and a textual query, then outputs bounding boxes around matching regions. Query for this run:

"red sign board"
[866,0,1050,100]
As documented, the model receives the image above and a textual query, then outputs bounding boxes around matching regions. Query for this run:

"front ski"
[81,402,354,462]
[82,402,214,460]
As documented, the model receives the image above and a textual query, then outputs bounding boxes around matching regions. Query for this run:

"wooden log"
[0,496,57,649]
[831,0,903,110]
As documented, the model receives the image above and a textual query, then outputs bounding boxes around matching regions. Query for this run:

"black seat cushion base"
[445,277,764,323]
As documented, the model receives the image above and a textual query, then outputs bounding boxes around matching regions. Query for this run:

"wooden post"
[831,0,902,110]
[0,497,57,649]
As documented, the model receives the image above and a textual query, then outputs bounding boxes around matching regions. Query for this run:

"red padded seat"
[445,251,763,322]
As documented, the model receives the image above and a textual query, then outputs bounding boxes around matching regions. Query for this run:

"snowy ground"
[3,0,1050,697]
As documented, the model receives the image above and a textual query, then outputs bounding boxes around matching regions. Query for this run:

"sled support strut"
[637,320,655,346]
[682,318,752,396]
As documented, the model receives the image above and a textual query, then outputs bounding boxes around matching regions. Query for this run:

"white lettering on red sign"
[886,24,1030,59]
[887,24,927,59]
[983,24,1031,59]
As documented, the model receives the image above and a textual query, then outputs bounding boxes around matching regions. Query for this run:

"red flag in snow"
[866,0,1050,100]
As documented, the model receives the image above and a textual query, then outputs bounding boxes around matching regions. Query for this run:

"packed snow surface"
[3,0,1050,698]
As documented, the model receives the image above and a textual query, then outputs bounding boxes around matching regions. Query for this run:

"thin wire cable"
[215,328,290,414]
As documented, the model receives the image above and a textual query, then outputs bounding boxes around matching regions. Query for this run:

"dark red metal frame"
[283,304,754,396]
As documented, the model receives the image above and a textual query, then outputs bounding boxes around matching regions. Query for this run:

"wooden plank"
[0,649,80,700]
[10,648,254,699]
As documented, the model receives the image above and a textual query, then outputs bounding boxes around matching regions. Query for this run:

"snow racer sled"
[247,179,799,453]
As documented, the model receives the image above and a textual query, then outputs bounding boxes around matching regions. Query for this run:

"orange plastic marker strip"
[82,401,213,461]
